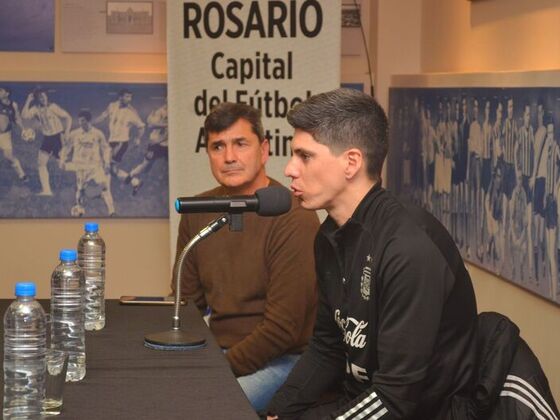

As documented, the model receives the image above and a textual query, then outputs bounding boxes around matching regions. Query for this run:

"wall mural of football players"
[0,81,167,218]
[388,86,560,305]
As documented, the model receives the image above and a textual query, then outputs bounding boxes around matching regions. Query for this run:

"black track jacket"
[268,184,478,419]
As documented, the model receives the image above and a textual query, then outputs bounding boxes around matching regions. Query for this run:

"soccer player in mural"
[481,99,493,196]
[486,100,505,263]
[125,103,168,195]
[543,115,559,299]
[0,86,28,183]
[450,99,461,245]
[509,161,529,282]
[515,103,535,282]
[491,101,505,169]
[59,110,115,217]
[93,88,145,182]
[434,99,446,222]
[440,99,454,230]
[453,96,470,251]
[423,105,436,212]
[530,102,548,285]
[481,99,493,256]
[467,97,483,260]
[410,97,423,205]
[21,88,72,196]
[485,162,506,274]
[419,101,430,206]
[502,97,518,200]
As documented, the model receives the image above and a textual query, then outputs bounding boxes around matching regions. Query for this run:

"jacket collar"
[320,182,384,239]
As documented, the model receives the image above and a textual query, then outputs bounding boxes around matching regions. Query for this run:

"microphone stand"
[144,214,231,350]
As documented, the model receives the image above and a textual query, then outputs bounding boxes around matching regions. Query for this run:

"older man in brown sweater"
[173,102,319,412]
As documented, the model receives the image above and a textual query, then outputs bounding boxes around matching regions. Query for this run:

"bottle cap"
[15,282,36,297]
[60,249,77,262]
[85,222,99,233]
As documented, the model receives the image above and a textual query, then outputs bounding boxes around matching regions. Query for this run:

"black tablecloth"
[0,300,258,419]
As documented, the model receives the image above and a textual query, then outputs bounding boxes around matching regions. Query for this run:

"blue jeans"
[236,353,300,412]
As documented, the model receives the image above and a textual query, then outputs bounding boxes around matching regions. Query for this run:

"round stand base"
[144,330,206,351]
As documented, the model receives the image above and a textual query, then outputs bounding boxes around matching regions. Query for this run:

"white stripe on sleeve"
[336,392,387,420]
[500,391,548,420]
[504,375,558,420]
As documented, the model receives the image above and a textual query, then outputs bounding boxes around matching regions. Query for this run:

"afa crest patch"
[360,254,373,301]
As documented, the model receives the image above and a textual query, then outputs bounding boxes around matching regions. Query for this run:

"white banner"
[167,0,341,258]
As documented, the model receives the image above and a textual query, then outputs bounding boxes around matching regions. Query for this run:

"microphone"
[175,185,292,216]
[144,214,230,351]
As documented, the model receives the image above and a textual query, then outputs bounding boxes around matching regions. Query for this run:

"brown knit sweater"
[173,178,319,376]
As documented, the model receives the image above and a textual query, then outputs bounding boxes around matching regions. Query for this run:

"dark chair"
[472,312,559,420]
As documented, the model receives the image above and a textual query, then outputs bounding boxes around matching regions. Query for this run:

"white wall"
[375,0,422,111]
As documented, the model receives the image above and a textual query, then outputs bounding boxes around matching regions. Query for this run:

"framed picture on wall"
[0,0,55,52]
[60,0,165,53]
[106,1,154,35]
[387,70,560,306]
[0,79,168,219]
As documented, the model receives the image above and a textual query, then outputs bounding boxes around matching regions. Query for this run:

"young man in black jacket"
[267,88,478,419]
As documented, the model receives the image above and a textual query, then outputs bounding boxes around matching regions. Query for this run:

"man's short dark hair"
[78,110,92,121]
[204,102,265,143]
[118,88,132,97]
[287,88,388,179]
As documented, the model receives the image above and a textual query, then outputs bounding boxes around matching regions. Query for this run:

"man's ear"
[343,148,364,179]
[261,138,270,164]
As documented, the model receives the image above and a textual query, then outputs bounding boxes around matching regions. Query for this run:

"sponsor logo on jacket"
[334,309,368,349]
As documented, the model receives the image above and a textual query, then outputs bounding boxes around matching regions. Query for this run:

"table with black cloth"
[0,300,258,419]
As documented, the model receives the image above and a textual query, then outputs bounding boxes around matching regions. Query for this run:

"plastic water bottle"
[51,249,86,382]
[3,282,47,419]
[78,222,106,331]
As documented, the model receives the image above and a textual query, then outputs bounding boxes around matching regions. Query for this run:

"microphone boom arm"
[144,214,230,350]
[172,214,230,329]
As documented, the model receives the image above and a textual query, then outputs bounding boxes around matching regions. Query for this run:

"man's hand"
[267,416,278,420]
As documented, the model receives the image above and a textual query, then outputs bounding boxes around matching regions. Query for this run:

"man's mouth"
[290,186,303,197]
[222,168,243,174]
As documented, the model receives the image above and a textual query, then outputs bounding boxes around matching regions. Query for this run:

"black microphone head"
[255,186,292,216]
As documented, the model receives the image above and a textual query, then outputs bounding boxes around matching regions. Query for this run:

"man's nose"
[284,157,296,178]
[224,145,237,162]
